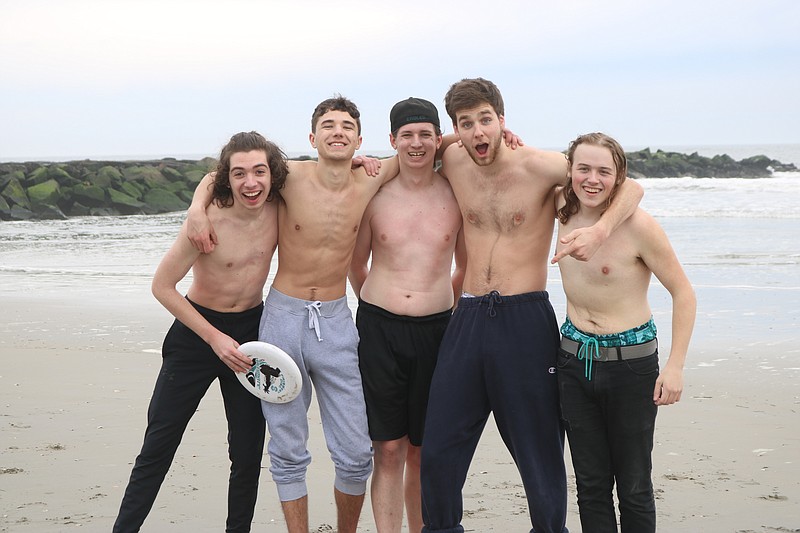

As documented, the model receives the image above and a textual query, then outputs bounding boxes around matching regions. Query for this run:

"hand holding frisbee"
[236,341,302,404]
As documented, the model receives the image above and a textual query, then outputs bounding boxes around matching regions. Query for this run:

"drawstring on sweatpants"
[486,290,502,318]
[305,301,323,341]
[577,337,600,381]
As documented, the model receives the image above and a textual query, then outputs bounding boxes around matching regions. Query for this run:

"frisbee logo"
[246,359,286,394]
[237,341,302,403]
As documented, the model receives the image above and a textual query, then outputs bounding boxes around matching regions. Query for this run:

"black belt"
[560,337,657,362]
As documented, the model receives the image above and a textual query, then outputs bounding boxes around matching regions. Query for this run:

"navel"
[226,262,233,268]
[295,224,301,231]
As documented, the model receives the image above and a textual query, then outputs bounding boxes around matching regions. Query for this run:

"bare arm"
[451,226,467,307]
[347,209,374,298]
[186,172,218,253]
[377,155,400,186]
[151,223,254,373]
[640,217,696,406]
[438,134,460,161]
[552,178,644,263]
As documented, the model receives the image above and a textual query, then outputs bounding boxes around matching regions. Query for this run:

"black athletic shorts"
[355,300,451,446]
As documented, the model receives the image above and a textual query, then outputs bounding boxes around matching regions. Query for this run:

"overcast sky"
[1,0,798,160]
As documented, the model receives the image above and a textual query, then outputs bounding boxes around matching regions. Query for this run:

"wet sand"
[1,288,798,532]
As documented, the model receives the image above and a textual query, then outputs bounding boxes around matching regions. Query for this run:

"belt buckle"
[596,346,611,362]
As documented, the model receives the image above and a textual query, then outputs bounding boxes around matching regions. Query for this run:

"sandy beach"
[1,285,798,533]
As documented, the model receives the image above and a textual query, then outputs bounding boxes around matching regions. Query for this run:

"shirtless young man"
[348,97,466,533]
[555,133,695,533]
[186,96,398,533]
[419,78,645,533]
[113,132,286,533]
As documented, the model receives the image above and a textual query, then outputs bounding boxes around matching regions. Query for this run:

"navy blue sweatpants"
[421,291,568,533]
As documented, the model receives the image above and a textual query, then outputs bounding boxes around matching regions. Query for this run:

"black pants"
[113,301,266,533]
[557,345,659,533]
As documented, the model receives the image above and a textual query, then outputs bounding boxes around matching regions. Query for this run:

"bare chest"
[281,184,368,246]
[456,178,548,234]
[210,228,275,274]
[371,195,461,252]
[558,230,645,286]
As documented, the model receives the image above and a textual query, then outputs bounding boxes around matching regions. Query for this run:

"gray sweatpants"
[259,287,373,501]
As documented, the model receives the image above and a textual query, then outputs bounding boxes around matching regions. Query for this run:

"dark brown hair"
[211,131,288,207]
[444,78,505,125]
[311,94,361,134]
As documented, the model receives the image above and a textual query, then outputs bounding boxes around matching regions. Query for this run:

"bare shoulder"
[286,159,316,182]
[353,166,386,199]
[624,208,668,246]
[627,208,658,232]
[441,143,469,170]
[433,170,457,197]
[518,146,568,180]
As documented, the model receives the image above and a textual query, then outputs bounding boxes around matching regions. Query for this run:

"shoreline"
[1,289,798,532]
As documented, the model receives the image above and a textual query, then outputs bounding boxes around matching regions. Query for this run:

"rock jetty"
[1,151,796,221]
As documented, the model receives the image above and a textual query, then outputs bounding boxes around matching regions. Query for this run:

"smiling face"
[228,150,271,210]
[309,109,362,161]
[568,143,618,209]
[390,122,442,170]
[454,104,505,166]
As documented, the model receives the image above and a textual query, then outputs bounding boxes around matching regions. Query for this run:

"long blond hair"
[557,132,627,225]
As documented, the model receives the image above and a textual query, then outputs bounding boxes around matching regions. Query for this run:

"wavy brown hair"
[557,132,627,225]
[444,77,505,125]
[211,131,289,208]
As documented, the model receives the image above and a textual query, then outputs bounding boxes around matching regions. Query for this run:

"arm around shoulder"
[551,178,643,264]
[598,178,644,238]
[186,172,218,253]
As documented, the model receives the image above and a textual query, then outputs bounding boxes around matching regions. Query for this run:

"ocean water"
[1,145,799,372]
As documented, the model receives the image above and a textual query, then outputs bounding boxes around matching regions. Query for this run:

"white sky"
[1,0,798,160]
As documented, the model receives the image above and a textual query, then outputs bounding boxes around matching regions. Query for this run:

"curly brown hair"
[211,131,289,208]
[557,132,627,225]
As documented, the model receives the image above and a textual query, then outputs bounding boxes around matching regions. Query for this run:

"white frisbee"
[236,341,302,404]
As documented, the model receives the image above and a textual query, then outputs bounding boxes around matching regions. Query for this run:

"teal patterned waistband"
[560,316,657,347]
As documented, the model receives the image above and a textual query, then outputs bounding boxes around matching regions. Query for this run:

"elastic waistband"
[265,286,349,317]
[561,316,657,346]
[186,296,263,321]
[560,337,657,362]
[358,299,452,323]
[457,290,549,308]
